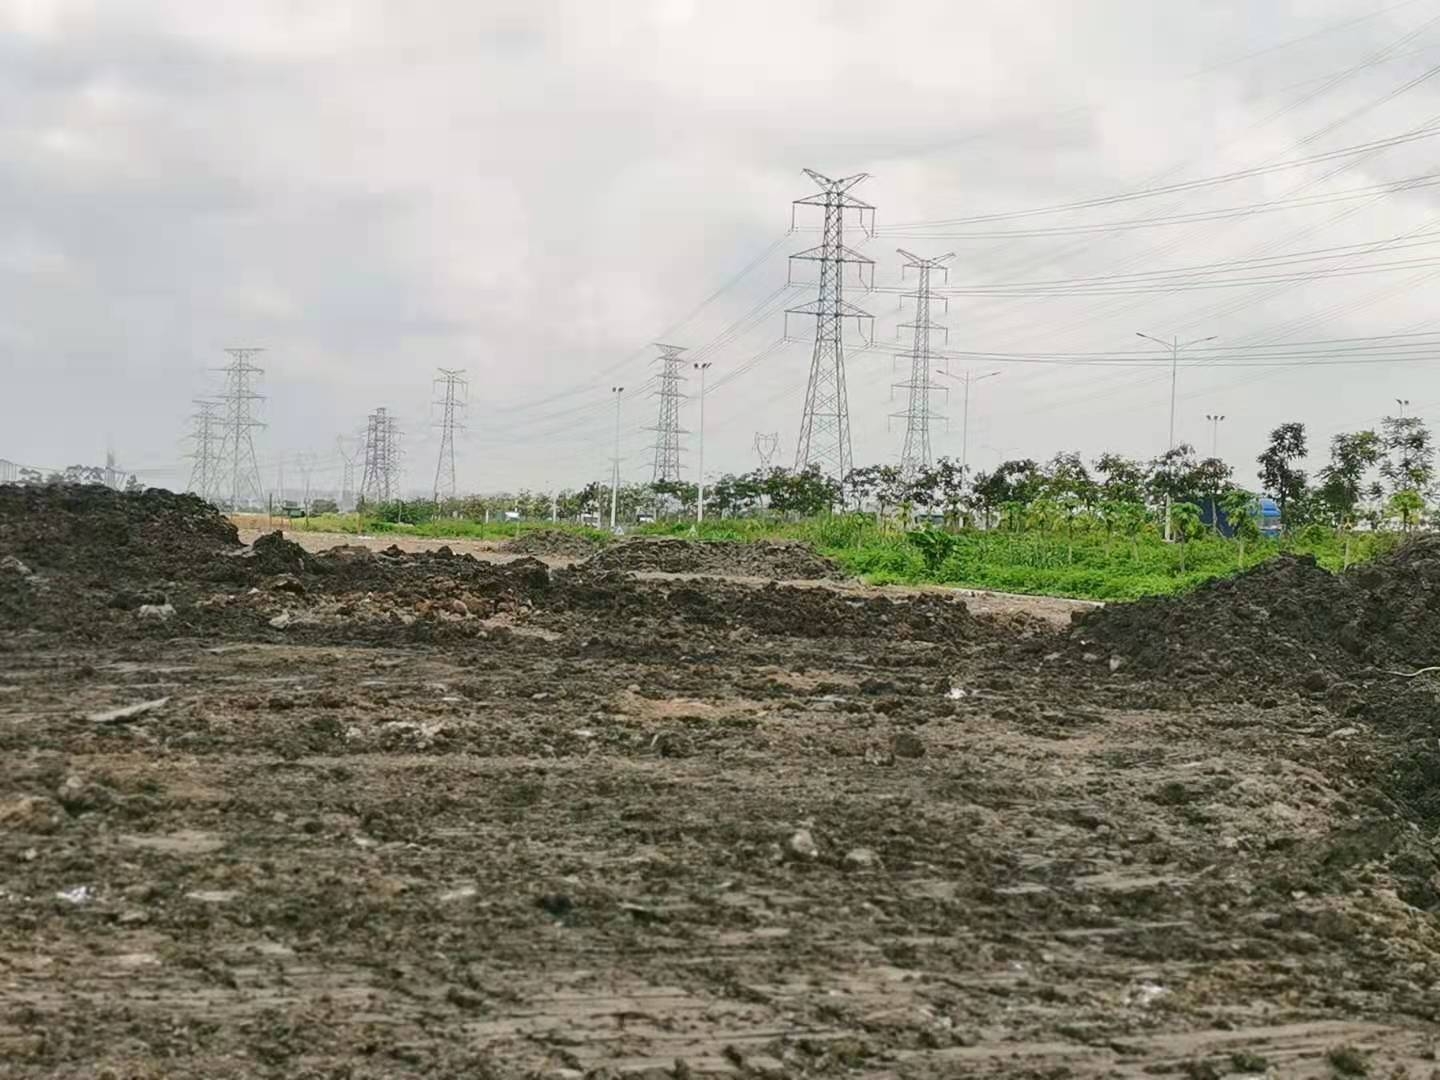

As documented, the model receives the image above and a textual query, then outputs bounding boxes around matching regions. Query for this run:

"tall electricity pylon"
[753,431,780,469]
[894,249,953,476]
[433,368,466,503]
[216,348,266,511]
[361,407,400,504]
[649,343,688,482]
[336,436,362,510]
[787,170,875,480]
[185,399,223,502]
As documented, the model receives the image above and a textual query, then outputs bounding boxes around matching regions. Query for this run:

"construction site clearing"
[6,485,1440,1077]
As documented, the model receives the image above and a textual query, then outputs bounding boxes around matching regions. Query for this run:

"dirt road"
[4,488,1440,1077]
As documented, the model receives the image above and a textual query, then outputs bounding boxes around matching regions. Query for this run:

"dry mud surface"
[6,487,1440,1078]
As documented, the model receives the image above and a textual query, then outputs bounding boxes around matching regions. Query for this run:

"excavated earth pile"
[8,487,1440,1076]
[585,536,847,580]
[497,529,603,559]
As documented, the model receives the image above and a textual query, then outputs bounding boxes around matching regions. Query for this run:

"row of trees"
[361,412,1434,536]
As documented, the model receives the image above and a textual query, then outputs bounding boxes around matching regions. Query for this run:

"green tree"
[1381,415,1434,497]
[1389,488,1426,532]
[1170,501,1205,573]
[1099,499,1147,560]
[930,457,967,530]
[1256,421,1308,529]
[1219,489,1261,569]
[1318,430,1382,528]
[1093,452,1148,504]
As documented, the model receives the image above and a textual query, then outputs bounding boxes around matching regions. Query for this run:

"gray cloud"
[2,0,1439,496]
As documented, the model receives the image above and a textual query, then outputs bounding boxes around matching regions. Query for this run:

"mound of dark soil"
[548,570,977,643]
[1075,539,1440,690]
[0,483,239,576]
[585,538,845,581]
[499,530,602,559]
[0,485,242,639]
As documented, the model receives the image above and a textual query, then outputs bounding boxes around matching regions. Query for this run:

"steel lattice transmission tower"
[894,249,953,475]
[433,368,467,503]
[649,343,688,482]
[216,348,266,511]
[185,399,224,502]
[786,170,875,480]
[336,436,362,510]
[361,407,401,503]
[753,431,780,469]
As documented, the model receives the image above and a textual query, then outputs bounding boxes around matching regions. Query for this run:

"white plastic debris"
[137,603,175,622]
[1126,981,1168,1008]
[56,885,93,905]
[268,611,293,629]
[946,687,967,700]
[88,697,169,724]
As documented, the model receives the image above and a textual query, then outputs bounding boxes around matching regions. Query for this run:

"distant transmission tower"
[361,407,400,503]
[894,249,953,475]
[787,170,875,480]
[336,436,362,510]
[216,348,266,511]
[649,343,688,482]
[433,368,467,503]
[185,399,223,501]
[753,431,780,469]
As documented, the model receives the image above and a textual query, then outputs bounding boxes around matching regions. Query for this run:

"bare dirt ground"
[235,528,1096,624]
[6,488,1440,1078]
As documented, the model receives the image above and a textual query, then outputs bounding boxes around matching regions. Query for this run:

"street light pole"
[1137,331,1217,541]
[694,361,712,523]
[610,386,624,530]
[937,369,1001,476]
[1397,397,1411,418]
[1205,413,1226,459]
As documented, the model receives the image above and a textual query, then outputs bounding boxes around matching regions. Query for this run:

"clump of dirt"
[586,538,845,580]
[499,529,603,559]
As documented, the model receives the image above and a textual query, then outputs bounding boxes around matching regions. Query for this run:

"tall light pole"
[1397,397,1411,418]
[1205,414,1226,458]
[1137,331,1217,541]
[610,386,624,530]
[693,361,712,523]
[938,369,1000,476]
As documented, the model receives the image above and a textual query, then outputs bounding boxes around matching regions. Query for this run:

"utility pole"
[1137,331,1217,541]
[216,347,266,512]
[649,344,688,483]
[610,386,624,530]
[694,361,712,522]
[1205,414,1226,458]
[185,399,223,502]
[1397,397,1411,418]
[894,249,953,476]
[787,169,876,481]
[753,432,780,470]
[433,368,466,505]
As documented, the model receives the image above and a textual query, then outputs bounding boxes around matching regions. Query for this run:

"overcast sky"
[4,0,1440,497]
